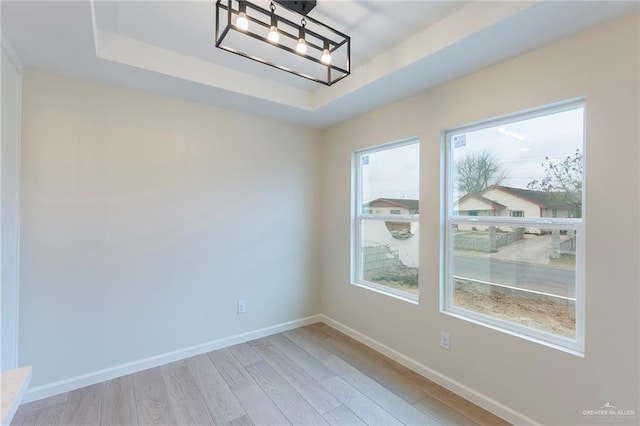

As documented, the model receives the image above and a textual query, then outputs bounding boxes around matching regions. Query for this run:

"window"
[353,138,420,301]
[443,100,584,354]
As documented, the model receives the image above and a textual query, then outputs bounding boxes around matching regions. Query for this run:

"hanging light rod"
[273,0,316,16]
[215,0,351,86]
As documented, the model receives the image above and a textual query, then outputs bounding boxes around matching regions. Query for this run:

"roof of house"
[454,193,506,209]
[483,185,573,209]
[365,198,419,210]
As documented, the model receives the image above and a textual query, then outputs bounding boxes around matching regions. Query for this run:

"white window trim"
[351,137,420,304]
[441,99,586,355]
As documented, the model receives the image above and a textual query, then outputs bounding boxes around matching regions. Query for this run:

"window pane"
[361,143,419,215]
[451,107,583,219]
[360,219,419,295]
[451,225,578,339]
[355,139,419,300]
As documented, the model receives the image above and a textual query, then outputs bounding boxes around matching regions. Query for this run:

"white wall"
[321,13,639,425]
[363,221,419,269]
[1,38,23,371]
[19,70,321,388]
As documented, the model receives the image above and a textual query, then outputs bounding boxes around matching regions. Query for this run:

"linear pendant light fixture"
[215,0,351,86]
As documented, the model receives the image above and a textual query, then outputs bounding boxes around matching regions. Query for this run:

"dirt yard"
[377,280,575,339]
[454,282,575,339]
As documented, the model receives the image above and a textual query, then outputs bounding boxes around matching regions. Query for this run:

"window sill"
[441,306,584,357]
[351,280,419,305]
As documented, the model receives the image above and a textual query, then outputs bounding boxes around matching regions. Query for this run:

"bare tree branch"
[527,149,583,218]
[456,149,507,194]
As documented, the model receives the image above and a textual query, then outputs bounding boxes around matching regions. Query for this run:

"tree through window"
[443,101,585,354]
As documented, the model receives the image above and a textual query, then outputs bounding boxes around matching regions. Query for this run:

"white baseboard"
[25,312,536,424]
[23,314,322,403]
[320,314,539,426]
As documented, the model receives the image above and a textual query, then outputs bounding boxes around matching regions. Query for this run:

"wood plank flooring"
[12,323,510,426]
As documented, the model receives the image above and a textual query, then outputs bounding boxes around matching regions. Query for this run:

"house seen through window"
[444,101,585,353]
[353,138,420,301]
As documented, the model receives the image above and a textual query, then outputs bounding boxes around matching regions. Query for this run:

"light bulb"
[296,38,307,55]
[297,19,307,55]
[321,49,332,65]
[236,12,248,31]
[268,26,279,43]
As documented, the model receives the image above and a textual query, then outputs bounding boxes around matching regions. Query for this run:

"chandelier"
[215,0,351,86]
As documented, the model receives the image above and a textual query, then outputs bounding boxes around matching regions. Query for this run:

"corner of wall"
[1,34,24,74]
[1,32,24,371]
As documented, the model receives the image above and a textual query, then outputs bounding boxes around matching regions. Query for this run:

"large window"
[443,101,585,353]
[353,138,420,301]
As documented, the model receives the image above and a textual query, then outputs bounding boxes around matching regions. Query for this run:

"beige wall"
[321,13,639,425]
[19,70,322,388]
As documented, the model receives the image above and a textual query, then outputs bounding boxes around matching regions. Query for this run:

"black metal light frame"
[215,0,351,86]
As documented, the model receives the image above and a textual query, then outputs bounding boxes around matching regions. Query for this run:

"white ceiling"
[2,1,638,128]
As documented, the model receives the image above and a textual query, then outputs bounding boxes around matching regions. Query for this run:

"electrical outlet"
[440,332,450,350]
[237,300,246,314]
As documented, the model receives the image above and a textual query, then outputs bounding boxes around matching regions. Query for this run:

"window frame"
[351,137,420,303]
[441,99,586,355]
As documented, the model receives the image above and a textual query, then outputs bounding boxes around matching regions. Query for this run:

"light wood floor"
[12,323,510,426]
